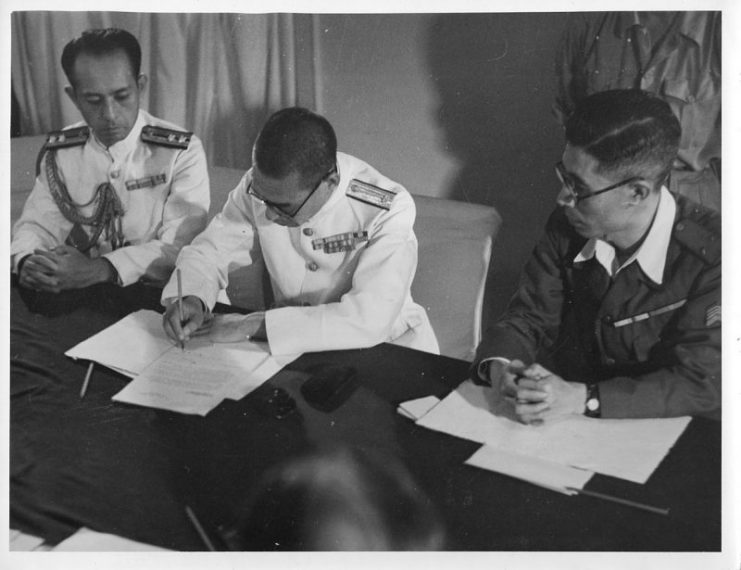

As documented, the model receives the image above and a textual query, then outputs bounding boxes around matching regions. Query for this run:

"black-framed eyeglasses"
[555,161,642,206]
[248,165,337,219]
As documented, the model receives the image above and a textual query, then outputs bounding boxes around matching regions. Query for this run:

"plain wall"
[318,13,569,320]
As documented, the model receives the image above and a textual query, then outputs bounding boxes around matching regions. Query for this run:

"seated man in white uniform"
[11,28,210,292]
[162,107,438,355]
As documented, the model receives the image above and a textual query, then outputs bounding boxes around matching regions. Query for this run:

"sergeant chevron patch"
[705,303,721,327]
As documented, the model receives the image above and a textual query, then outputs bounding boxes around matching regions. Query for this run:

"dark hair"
[224,446,445,551]
[61,28,142,87]
[254,107,337,188]
[565,89,681,186]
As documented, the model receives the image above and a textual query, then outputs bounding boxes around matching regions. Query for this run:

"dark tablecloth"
[9,277,721,550]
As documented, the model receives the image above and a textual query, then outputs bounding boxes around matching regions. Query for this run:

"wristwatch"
[584,383,601,418]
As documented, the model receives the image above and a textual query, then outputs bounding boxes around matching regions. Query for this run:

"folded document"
[66,310,300,415]
[415,380,690,484]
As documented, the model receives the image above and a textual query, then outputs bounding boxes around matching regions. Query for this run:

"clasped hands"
[18,245,115,292]
[162,295,267,346]
[486,359,586,425]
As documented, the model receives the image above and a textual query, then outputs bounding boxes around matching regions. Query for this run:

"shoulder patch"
[141,125,192,149]
[674,218,721,264]
[346,179,397,210]
[45,126,89,149]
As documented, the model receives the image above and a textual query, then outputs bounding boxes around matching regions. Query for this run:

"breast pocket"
[614,299,687,362]
[660,73,720,106]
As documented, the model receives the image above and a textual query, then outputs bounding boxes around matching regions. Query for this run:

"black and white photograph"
[5,1,738,568]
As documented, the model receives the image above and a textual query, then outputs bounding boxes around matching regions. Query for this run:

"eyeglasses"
[555,161,641,207]
[248,165,337,219]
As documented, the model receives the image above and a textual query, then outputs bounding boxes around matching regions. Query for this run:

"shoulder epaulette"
[141,125,192,149]
[674,217,721,264]
[346,179,397,210]
[45,126,89,149]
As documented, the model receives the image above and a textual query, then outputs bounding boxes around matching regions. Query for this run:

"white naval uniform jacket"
[11,110,210,286]
[162,152,439,356]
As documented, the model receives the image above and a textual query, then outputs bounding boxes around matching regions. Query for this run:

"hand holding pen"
[162,294,207,347]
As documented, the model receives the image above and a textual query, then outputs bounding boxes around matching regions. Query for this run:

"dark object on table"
[300,365,358,412]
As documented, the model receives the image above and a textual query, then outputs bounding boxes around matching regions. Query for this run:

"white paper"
[9,529,47,551]
[53,527,170,551]
[465,445,594,495]
[397,395,441,420]
[65,309,172,376]
[224,350,301,400]
[112,337,258,415]
[67,310,302,414]
[417,380,691,484]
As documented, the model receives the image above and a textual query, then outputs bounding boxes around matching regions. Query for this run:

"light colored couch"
[11,135,500,361]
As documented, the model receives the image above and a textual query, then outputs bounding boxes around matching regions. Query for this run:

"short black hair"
[254,107,337,188]
[223,446,445,551]
[565,89,681,186]
[61,28,142,87]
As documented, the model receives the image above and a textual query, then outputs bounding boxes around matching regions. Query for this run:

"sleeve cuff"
[477,356,510,383]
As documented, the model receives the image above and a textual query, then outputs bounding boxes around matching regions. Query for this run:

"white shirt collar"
[573,186,677,284]
[90,110,147,158]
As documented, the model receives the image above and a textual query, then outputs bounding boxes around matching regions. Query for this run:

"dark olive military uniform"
[474,193,720,419]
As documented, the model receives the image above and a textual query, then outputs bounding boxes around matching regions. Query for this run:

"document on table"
[397,395,441,420]
[465,446,594,495]
[53,527,170,551]
[416,380,691,484]
[65,309,172,377]
[112,336,270,415]
[67,309,301,415]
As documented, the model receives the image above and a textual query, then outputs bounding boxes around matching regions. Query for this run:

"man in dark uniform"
[473,89,720,422]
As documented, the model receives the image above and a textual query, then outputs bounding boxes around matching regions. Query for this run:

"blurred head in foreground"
[225,446,445,550]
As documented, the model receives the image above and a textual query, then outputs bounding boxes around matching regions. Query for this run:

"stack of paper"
[66,310,300,416]
[413,380,690,485]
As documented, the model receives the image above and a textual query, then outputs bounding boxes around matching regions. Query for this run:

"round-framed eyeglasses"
[555,161,641,207]
[248,165,338,219]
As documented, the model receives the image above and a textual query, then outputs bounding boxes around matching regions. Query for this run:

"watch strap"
[584,383,601,418]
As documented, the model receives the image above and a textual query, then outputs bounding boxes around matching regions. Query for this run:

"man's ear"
[628,180,653,204]
[64,85,80,110]
[136,74,148,93]
[326,169,340,190]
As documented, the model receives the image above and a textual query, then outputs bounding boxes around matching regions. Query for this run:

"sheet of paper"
[224,349,301,400]
[465,445,594,495]
[417,380,691,484]
[10,529,47,551]
[53,527,170,551]
[397,395,441,420]
[65,309,172,376]
[112,337,254,415]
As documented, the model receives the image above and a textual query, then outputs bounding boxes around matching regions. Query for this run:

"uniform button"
[605,357,616,366]
[701,247,707,256]
[110,170,120,179]
[307,261,319,271]
[676,222,685,231]
[303,228,314,237]
[603,315,613,324]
